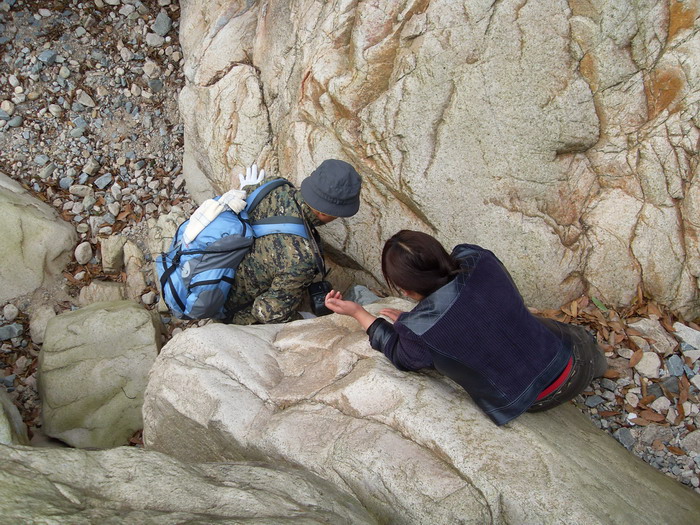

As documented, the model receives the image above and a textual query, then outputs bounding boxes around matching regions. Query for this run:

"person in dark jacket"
[324,230,607,425]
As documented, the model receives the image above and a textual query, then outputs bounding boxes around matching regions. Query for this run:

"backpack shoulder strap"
[245,179,291,214]
[251,216,308,238]
[245,178,308,238]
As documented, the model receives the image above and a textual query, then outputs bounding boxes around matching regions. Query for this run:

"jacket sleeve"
[367,318,434,371]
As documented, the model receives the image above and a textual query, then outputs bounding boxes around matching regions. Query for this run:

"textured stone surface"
[0,389,29,446]
[143,301,700,524]
[0,172,77,304]
[39,301,162,448]
[178,0,700,317]
[0,444,376,524]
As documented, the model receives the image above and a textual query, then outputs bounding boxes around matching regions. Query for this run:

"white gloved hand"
[218,188,247,214]
[238,164,265,189]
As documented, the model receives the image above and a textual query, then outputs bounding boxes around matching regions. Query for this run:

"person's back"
[226,180,321,324]
[226,159,362,324]
[324,229,607,425]
[392,243,572,424]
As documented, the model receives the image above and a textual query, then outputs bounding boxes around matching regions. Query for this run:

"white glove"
[182,199,223,246]
[218,188,247,214]
[182,189,247,246]
[238,164,265,189]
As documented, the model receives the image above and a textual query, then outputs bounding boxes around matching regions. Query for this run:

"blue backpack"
[156,179,308,320]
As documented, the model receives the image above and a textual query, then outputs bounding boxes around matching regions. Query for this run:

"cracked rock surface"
[0,444,377,524]
[179,0,700,318]
[39,300,161,448]
[143,300,700,525]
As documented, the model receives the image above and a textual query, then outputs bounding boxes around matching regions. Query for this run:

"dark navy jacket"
[367,244,572,425]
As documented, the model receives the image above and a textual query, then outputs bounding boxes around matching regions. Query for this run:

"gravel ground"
[1,0,700,495]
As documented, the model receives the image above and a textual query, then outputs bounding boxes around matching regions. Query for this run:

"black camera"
[308,280,333,316]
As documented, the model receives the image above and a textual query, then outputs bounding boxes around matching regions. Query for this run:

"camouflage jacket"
[225,178,324,324]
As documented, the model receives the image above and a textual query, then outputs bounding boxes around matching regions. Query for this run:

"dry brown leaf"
[609,321,625,332]
[677,403,686,420]
[639,410,665,422]
[629,348,644,368]
[639,394,657,406]
[633,417,650,426]
[603,369,620,379]
[599,410,620,417]
[661,316,675,334]
[578,296,590,309]
[607,331,616,346]
[647,302,664,318]
[680,376,690,405]
[593,309,608,324]
[667,446,686,456]
[624,403,637,413]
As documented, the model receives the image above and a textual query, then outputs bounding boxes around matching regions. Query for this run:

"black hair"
[381,230,461,298]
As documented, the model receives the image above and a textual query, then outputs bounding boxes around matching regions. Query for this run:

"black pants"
[527,318,608,413]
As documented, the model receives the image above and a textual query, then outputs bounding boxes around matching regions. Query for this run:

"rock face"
[0,172,77,304]
[0,444,376,524]
[0,389,28,446]
[178,0,700,317]
[39,301,162,448]
[143,303,700,524]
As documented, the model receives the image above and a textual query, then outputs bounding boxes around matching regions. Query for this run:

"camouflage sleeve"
[250,263,317,323]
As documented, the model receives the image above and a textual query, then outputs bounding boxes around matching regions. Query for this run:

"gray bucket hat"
[300,159,362,217]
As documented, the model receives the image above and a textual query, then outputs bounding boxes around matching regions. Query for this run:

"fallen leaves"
[667,445,686,456]
[639,410,666,423]
[629,348,644,368]
[531,291,699,448]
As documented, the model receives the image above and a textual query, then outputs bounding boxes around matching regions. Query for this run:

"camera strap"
[294,198,328,279]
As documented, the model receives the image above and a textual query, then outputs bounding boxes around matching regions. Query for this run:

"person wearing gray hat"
[225,159,362,325]
[300,159,362,220]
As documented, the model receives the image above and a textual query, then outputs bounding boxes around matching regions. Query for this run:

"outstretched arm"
[325,290,432,371]
[324,290,378,330]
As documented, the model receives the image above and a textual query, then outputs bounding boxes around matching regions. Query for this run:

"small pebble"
[3,304,19,322]
[74,242,93,265]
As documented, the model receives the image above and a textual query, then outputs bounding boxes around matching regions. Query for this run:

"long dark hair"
[381,230,461,298]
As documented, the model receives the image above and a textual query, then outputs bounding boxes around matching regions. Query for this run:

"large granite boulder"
[39,301,162,448]
[143,301,700,524]
[0,388,29,446]
[0,444,376,524]
[178,0,700,317]
[0,172,77,304]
